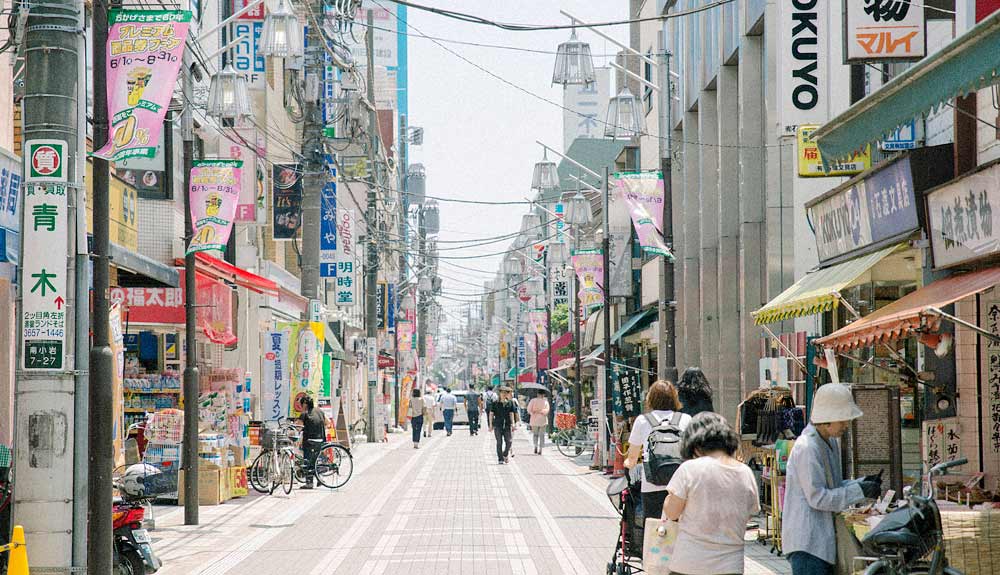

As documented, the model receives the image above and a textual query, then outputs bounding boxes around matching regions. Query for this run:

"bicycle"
[552,421,597,458]
[250,421,355,492]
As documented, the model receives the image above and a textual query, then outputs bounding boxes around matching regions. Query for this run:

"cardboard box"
[177,464,227,506]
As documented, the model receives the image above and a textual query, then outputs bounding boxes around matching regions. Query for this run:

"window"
[644,51,654,115]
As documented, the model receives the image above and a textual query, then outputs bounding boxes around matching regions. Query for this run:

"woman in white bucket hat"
[782,384,882,575]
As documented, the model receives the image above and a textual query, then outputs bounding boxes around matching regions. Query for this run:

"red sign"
[234,0,264,19]
[979,0,1000,21]
[31,145,61,176]
[235,203,257,222]
[377,354,395,369]
[517,284,531,304]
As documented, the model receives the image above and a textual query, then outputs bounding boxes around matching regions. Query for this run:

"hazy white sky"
[404,1,626,322]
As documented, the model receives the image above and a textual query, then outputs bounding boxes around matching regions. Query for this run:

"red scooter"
[113,463,164,575]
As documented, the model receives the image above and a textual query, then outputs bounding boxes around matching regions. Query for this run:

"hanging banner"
[276,321,325,418]
[397,321,413,352]
[272,164,302,240]
[263,328,290,421]
[187,159,242,255]
[612,172,671,257]
[387,284,396,330]
[319,164,337,277]
[572,248,604,309]
[529,309,547,339]
[93,10,192,161]
[335,207,358,305]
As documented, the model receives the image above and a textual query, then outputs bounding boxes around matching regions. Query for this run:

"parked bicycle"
[860,457,968,575]
[552,421,597,458]
[249,420,354,494]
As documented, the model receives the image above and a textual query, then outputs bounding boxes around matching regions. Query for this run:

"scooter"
[113,497,161,575]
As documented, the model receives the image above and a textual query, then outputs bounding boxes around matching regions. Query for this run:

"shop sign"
[235,203,256,222]
[572,248,604,309]
[928,161,1000,268]
[611,363,641,417]
[516,336,527,370]
[387,284,395,330]
[550,266,568,308]
[923,419,962,467]
[276,321,324,417]
[21,181,69,370]
[987,340,1000,453]
[319,166,337,278]
[107,274,235,344]
[232,20,264,91]
[844,0,925,63]
[377,354,394,369]
[86,163,139,252]
[366,336,377,387]
[93,10,192,162]
[233,0,264,19]
[262,328,290,421]
[335,207,357,306]
[26,140,66,182]
[780,0,828,130]
[376,281,387,330]
[797,125,872,177]
[807,156,917,263]
[0,150,23,264]
[271,164,302,240]
[880,119,918,152]
[187,159,242,255]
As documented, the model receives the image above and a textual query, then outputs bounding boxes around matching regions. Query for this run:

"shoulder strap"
[645,412,661,427]
[670,412,684,427]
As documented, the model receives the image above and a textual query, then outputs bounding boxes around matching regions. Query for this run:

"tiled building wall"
[137,199,182,264]
[976,288,1000,482]
[955,296,983,477]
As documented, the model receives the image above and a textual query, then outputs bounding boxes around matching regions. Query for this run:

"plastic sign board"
[21,181,69,370]
[844,0,926,63]
[26,140,67,182]
[367,337,378,387]
[319,164,337,278]
[880,119,919,151]
[334,208,357,305]
[797,125,871,177]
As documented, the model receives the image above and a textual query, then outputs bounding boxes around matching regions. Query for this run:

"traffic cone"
[6,525,29,575]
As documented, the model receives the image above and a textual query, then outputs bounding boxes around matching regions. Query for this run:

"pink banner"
[613,171,672,257]
[93,10,192,162]
[187,159,243,255]
[529,310,548,338]
[572,249,604,309]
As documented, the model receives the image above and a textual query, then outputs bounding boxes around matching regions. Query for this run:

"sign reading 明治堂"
[21,177,69,370]
[927,161,1000,268]
[806,156,917,263]
[844,0,925,63]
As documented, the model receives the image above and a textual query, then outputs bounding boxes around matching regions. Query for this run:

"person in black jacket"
[677,367,714,417]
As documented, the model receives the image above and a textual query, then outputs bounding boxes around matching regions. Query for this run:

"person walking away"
[677,367,714,417]
[407,388,424,449]
[421,388,437,438]
[527,390,551,454]
[297,396,327,489]
[489,386,517,464]
[783,384,882,575]
[466,387,482,435]
[624,381,691,523]
[484,386,498,417]
[440,388,457,436]
[661,412,759,574]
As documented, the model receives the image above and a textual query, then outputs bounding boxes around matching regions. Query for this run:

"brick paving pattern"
[148,428,792,574]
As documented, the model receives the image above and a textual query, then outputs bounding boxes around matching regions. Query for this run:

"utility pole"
[657,33,676,384]
[364,9,379,443]
[544,255,554,431]
[17,0,85,568]
[600,167,612,468]
[573,230,582,422]
[181,54,200,526]
[299,0,323,303]
[395,113,407,426]
[89,0,115,570]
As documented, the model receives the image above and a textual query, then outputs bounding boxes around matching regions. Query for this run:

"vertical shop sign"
[262,329,290,421]
[187,159,242,254]
[232,18,265,90]
[516,336,527,370]
[990,351,1000,453]
[93,10,192,161]
[924,420,962,467]
[612,172,670,257]
[780,0,827,130]
[844,0,925,63]
[335,207,357,305]
[387,284,395,330]
[571,248,604,309]
[376,281,387,330]
[319,164,337,277]
[611,363,641,417]
[366,337,377,388]
[0,150,22,264]
[277,321,324,417]
[271,164,302,240]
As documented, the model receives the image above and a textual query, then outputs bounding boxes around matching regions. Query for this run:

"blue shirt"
[440,393,457,410]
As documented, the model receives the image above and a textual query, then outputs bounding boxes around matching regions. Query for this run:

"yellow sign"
[86,162,139,251]
[797,125,871,178]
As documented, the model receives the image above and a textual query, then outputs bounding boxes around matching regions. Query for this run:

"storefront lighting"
[260,0,302,58]
[552,30,596,86]
[206,63,252,121]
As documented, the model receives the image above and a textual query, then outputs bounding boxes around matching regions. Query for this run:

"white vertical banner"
[335,207,357,306]
[780,0,828,131]
[262,329,290,421]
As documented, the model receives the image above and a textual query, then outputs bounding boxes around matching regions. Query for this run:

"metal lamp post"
[564,190,591,421]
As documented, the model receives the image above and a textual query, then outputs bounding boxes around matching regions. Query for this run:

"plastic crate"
[555,412,577,430]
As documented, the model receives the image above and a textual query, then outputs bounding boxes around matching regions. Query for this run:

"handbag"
[822,447,863,575]
[642,518,678,575]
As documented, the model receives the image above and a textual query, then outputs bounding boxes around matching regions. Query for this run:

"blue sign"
[387,284,395,330]
[319,162,337,278]
[881,120,917,151]
[864,156,918,240]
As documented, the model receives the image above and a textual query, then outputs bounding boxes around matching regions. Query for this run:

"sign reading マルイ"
[844,0,926,63]
[21,179,69,370]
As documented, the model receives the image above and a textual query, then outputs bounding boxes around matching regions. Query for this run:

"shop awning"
[814,10,1000,165]
[752,244,903,326]
[815,266,1000,352]
[192,253,279,296]
[586,307,659,359]
[324,323,348,361]
[111,243,179,287]
[538,331,574,369]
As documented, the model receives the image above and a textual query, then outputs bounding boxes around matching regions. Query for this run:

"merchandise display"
[123,370,182,428]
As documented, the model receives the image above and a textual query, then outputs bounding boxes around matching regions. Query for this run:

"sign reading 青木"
[21,179,69,370]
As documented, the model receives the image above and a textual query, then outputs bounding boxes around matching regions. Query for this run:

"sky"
[403,1,627,331]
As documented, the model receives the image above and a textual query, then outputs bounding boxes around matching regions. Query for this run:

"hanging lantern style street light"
[260,0,302,58]
[521,212,543,241]
[207,63,253,121]
[531,149,560,191]
[418,275,433,293]
[565,191,592,226]
[547,241,569,266]
[552,30,596,86]
[503,256,522,277]
[423,200,440,235]
[605,87,644,139]
[407,163,426,205]
[526,276,545,297]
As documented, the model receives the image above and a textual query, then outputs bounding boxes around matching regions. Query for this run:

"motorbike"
[113,463,165,575]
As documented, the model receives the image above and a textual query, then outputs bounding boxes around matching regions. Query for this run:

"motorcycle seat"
[868,528,923,549]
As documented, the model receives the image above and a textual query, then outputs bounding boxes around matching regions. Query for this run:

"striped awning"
[816,266,1000,352]
[752,244,904,326]
[814,10,1000,166]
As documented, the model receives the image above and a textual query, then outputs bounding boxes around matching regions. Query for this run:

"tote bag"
[822,451,863,575]
[642,518,679,575]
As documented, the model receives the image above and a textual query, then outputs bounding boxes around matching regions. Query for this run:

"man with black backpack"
[623,381,692,523]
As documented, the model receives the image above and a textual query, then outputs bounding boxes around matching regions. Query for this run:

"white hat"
[810,383,863,424]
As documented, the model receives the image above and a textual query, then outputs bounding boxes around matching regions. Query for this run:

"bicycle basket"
[261,427,285,450]
[555,412,577,430]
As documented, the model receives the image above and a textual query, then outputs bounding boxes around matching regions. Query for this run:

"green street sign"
[323,126,337,139]
[24,340,64,369]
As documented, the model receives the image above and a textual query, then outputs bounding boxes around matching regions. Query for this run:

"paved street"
[147,427,791,575]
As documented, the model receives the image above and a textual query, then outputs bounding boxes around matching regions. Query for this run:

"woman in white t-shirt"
[664,412,760,575]
[624,380,691,523]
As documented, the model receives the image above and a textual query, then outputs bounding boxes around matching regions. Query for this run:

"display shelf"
[125,408,151,413]
[125,389,181,395]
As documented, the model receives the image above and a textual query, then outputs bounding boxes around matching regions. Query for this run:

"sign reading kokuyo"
[94,10,192,162]
[187,159,242,255]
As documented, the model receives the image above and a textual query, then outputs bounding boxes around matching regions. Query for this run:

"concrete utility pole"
[364,9,379,443]
[601,167,612,468]
[299,0,323,302]
[89,0,116,570]
[395,113,407,424]
[656,33,677,384]
[181,53,200,526]
[16,0,85,568]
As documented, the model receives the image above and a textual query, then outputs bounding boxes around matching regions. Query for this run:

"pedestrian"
[489,386,517,464]
[440,387,457,436]
[407,388,424,449]
[677,367,714,417]
[782,384,882,575]
[484,385,498,415]
[297,395,326,490]
[421,387,437,438]
[527,390,551,454]
[623,380,691,523]
[466,387,482,435]
[662,412,759,575]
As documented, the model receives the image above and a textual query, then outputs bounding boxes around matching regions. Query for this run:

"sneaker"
[504,457,510,464]
[300,483,314,490]
[498,459,505,465]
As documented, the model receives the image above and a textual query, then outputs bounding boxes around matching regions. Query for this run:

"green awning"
[587,307,659,359]
[814,10,1000,165]
[323,323,348,361]
[752,244,903,325]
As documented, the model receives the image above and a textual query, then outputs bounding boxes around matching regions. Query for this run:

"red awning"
[815,266,1000,352]
[191,253,279,296]
[537,331,574,369]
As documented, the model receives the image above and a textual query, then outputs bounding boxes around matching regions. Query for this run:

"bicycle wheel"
[314,443,354,489]
[557,430,584,458]
[249,451,273,494]
[280,451,294,494]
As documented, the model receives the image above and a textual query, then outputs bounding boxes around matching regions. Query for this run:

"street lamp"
[605,87,644,139]
[547,240,569,267]
[521,212,543,241]
[206,63,252,121]
[564,190,593,226]
[503,256,522,277]
[531,150,561,191]
[407,164,426,206]
[418,275,432,293]
[526,276,545,297]
[552,30,596,86]
[423,200,440,235]
[260,0,302,58]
